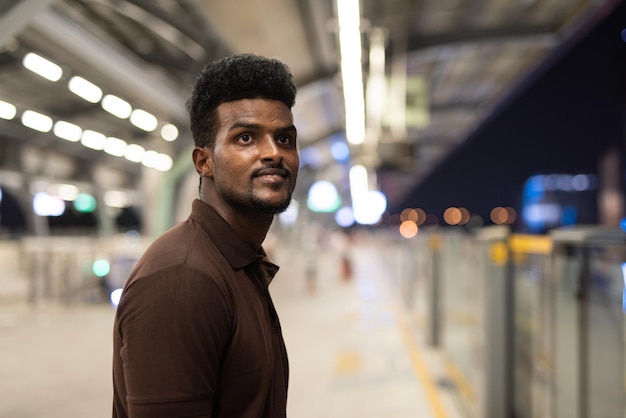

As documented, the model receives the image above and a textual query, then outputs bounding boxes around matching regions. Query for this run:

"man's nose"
[260,137,282,162]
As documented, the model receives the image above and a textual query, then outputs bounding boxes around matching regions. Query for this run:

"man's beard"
[217,181,293,215]
[247,189,293,215]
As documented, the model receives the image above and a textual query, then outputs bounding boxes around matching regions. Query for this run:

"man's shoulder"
[134,219,225,275]
[146,219,197,253]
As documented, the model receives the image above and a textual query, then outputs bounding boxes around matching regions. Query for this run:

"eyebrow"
[227,121,297,135]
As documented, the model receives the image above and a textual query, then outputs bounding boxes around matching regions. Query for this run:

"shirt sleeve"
[116,265,233,418]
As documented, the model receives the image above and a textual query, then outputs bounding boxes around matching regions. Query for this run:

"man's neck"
[201,197,273,250]
[227,211,273,251]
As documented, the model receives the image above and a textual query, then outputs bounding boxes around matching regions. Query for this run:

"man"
[112,53,299,418]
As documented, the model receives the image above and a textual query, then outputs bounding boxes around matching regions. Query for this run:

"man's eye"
[277,136,292,145]
[239,134,252,143]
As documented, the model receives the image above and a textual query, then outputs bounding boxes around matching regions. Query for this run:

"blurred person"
[112,53,299,418]
[302,222,322,293]
[330,229,353,282]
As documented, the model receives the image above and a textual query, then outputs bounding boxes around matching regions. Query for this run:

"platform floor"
[0,242,464,418]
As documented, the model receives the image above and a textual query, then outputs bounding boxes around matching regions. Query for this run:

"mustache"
[252,164,290,178]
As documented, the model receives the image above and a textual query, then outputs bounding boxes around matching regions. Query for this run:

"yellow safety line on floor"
[396,309,449,418]
[334,350,362,374]
[444,358,475,404]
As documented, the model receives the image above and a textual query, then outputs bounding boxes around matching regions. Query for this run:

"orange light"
[458,207,470,225]
[415,208,426,225]
[490,207,509,224]
[443,207,462,225]
[399,220,418,238]
[505,207,517,224]
[400,208,418,222]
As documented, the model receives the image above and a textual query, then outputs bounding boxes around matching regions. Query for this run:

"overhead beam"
[404,24,557,51]
[295,0,338,77]
[0,0,57,48]
[31,7,189,122]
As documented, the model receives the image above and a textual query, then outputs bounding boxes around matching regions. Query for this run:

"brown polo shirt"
[112,199,288,418]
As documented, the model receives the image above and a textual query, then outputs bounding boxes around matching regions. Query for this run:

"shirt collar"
[256,248,280,288]
[189,199,279,278]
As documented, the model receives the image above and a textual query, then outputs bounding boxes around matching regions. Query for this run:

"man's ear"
[192,147,213,177]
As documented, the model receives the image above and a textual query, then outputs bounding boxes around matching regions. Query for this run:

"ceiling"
[0,0,613,215]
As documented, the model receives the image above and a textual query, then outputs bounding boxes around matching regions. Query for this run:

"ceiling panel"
[0,0,613,212]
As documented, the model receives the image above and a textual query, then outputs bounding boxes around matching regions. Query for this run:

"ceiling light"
[101,94,132,119]
[160,123,179,141]
[22,52,62,82]
[104,137,128,157]
[155,153,173,172]
[349,164,368,202]
[68,76,103,103]
[366,28,386,137]
[33,192,65,216]
[53,120,82,142]
[81,129,106,150]
[74,193,97,213]
[130,109,157,131]
[104,190,129,208]
[335,206,355,227]
[0,100,17,120]
[330,140,350,162]
[307,180,341,212]
[336,0,365,145]
[124,144,145,162]
[140,150,173,171]
[21,110,53,132]
[53,183,79,201]
[141,150,159,168]
[353,190,386,225]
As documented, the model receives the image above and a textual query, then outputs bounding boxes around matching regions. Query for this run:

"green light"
[307,195,341,213]
[307,181,342,213]
[93,259,110,277]
[73,193,97,213]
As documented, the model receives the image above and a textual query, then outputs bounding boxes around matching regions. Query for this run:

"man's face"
[208,98,299,215]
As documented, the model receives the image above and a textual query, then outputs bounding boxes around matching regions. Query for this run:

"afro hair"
[187,53,297,148]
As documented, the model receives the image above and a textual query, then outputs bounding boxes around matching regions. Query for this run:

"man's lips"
[254,168,288,177]
[254,168,289,184]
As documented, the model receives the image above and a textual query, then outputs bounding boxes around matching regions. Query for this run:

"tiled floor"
[273,244,464,418]
[0,241,464,418]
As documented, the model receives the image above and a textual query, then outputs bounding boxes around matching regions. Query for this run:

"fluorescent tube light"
[124,144,145,162]
[160,123,179,141]
[0,100,17,120]
[101,94,132,119]
[53,120,82,142]
[22,52,62,82]
[130,109,157,132]
[104,137,128,157]
[68,76,103,103]
[336,0,365,145]
[155,153,173,171]
[21,110,53,132]
[81,129,106,150]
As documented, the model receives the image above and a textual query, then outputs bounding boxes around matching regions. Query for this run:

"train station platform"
[0,238,464,418]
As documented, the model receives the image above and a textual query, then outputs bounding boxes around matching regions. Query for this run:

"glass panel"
[441,231,484,418]
[586,245,625,418]
[512,251,552,418]
[513,255,535,418]
[553,246,582,418]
